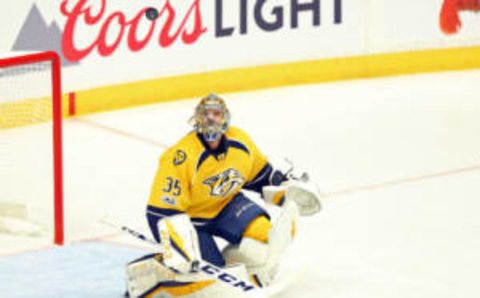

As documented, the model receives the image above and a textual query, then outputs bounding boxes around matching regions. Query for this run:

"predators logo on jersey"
[203,168,245,197]
[173,150,187,166]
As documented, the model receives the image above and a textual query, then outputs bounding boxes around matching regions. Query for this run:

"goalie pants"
[147,192,269,267]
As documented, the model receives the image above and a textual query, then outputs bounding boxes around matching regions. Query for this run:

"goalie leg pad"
[126,254,248,297]
[222,238,277,288]
[125,254,177,298]
[269,200,299,255]
[156,214,202,274]
[222,201,299,287]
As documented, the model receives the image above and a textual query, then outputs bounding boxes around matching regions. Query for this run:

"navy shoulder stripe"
[196,150,210,171]
[228,139,250,155]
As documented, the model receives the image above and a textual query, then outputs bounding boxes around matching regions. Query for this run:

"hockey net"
[0,52,63,246]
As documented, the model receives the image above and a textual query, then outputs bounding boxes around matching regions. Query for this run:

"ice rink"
[1,69,480,297]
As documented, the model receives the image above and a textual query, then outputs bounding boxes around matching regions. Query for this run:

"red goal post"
[0,51,64,245]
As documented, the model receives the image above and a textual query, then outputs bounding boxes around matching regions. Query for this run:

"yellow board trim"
[3,46,480,128]
[72,45,480,115]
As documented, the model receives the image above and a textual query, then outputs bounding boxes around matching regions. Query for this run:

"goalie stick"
[100,218,259,295]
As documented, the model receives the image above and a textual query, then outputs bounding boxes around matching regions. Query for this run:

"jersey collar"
[197,133,228,159]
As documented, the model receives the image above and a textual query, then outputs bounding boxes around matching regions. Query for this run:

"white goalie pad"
[125,254,174,298]
[157,214,202,274]
[223,238,277,288]
[269,200,299,254]
[126,255,251,298]
[223,200,299,287]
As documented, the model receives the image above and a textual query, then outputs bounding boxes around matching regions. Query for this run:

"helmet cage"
[191,94,230,142]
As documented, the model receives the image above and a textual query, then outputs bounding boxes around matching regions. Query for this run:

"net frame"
[0,51,64,245]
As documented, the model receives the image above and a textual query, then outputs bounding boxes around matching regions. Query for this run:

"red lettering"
[158,1,176,48]
[60,0,208,62]
[97,12,126,57]
[127,8,156,52]
[61,0,106,61]
[157,0,207,47]
[182,0,207,44]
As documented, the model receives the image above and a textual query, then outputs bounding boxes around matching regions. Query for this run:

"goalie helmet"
[190,93,231,142]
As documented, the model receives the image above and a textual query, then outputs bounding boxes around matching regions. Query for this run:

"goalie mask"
[190,94,230,142]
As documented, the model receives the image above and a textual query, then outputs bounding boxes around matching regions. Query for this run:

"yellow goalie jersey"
[147,126,268,220]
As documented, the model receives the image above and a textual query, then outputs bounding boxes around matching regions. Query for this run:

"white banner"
[1,0,479,92]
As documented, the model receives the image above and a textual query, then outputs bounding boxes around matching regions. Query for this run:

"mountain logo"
[11,3,77,66]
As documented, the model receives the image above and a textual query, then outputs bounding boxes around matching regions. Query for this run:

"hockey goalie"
[125,94,322,297]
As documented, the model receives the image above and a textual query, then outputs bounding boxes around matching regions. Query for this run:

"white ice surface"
[1,70,480,297]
